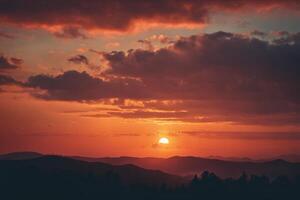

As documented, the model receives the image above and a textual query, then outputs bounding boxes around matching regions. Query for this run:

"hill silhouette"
[0,151,43,160]
[1,154,300,200]
[0,155,184,186]
[2,152,300,178]
[207,154,300,163]
[73,155,300,178]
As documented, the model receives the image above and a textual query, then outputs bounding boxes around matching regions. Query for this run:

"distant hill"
[73,156,300,178]
[206,155,254,162]
[1,152,300,178]
[0,155,184,186]
[270,154,300,163]
[0,151,43,160]
[206,155,300,163]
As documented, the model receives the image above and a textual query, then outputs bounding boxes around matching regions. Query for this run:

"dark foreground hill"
[0,155,183,186]
[1,155,300,200]
[0,156,184,200]
[74,156,300,178]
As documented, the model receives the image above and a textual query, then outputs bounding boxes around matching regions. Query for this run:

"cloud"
[23,31,300,125]
[181,131,300,140]
[0,0,299,32]
[104,31,300,100]
[137,39,154,51]
[53,26,88,39]
[10,57,23,65]
[107,110,190,119]
[0,31,15,39]
[250,30,267,37]
[68,54,103,73]
[113,133,141,137]
[0,74,19,85]
[26,70,149,101]
[99,31,300,124]
[273,32,300,45]
[0,55,22,70]
[149,34,172,44]
[68,55,89,65]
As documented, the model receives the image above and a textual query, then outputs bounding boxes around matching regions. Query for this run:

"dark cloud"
[0,0,299,32]
[101,31,300,124]
[23,31,300,125]
[68,55,89,65]
[0,55,21,70]
[104,31,300,100]
[0,74,18,85]
[273,32,300,45]
[26,70,149,101]
[53,26,88,39]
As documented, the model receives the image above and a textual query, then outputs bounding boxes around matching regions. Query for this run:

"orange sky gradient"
[1,0,300,158]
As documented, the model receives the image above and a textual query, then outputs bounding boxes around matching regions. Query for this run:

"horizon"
[1,150,300,161]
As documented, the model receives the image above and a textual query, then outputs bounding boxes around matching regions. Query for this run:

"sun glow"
[158,137,169,144]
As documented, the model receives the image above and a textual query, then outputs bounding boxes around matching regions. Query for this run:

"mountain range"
[1,152,300,178]
[0,155,184,187]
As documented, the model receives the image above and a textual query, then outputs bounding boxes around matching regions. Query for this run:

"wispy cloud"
[181,131,300,140]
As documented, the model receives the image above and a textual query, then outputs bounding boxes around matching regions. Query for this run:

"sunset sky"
[1,0,300,158]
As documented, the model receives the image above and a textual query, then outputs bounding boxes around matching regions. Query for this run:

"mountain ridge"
[0,155,184,186]
[1,152,300,178]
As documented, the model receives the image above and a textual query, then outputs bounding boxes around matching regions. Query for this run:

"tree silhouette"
[1,158,300,200]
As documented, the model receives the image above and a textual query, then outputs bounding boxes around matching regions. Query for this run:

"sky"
[1,0,300,158]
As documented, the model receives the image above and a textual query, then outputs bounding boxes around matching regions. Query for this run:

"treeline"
[129,171,300,200]
[1,168,300,200]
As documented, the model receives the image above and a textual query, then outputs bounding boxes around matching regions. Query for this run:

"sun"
[158,137,169,144]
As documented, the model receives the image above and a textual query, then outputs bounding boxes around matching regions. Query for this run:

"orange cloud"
[0,0,299,34]
[5,31,300,125]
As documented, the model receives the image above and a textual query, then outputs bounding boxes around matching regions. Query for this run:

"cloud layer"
[21,31,300,125]
[0,0,299,32]
[26,70,148,101]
